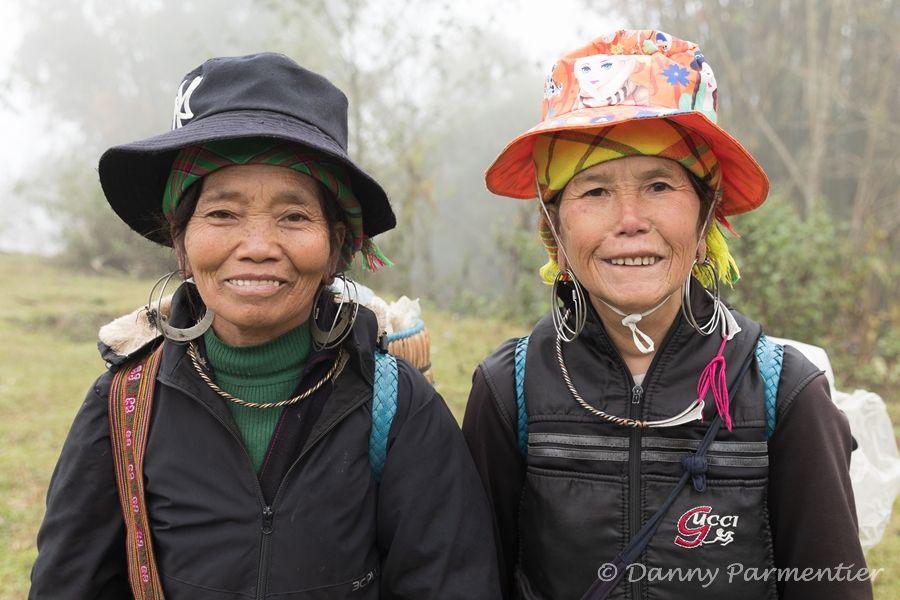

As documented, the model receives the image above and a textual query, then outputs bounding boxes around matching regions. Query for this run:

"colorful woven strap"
[108,344,166,600]
[370,350,398,482]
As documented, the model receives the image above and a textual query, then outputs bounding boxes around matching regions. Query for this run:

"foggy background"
[0,0,897,397]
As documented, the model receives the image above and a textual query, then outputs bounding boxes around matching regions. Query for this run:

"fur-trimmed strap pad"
[98,296,171,367]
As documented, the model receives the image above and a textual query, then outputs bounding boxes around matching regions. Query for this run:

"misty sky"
[0,0,616,252]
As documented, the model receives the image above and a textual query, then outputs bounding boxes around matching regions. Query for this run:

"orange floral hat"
[485,29,768,217]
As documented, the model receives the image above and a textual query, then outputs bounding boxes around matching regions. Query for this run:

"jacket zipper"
[160,379,277,600]
[254,390,369,598]
[597,316,681,600]
[257,505,274,600]
[193,402,273,600]
[164,369,369,599]
[628,383,643,600]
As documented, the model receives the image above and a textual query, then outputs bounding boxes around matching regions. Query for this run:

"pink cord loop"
[697,337,732,431]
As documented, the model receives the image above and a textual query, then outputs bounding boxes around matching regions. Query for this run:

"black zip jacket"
[463,286,871,600]
[31,287,502,599]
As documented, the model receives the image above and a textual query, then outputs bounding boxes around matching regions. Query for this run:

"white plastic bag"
[833,389,900,551]
[770,337,900,551]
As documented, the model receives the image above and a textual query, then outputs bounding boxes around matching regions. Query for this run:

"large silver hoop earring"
[146,271,215,343]
[681,259,722,336]
[310,273,360,350]
[551,268,587,342]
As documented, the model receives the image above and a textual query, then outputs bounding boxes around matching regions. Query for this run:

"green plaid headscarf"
[163,138,391,272]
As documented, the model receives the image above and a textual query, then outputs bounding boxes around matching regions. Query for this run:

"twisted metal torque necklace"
[555,309,705,428]
[186,341,348,409]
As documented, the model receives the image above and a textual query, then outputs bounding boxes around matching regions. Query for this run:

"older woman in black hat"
[30,53,500,600]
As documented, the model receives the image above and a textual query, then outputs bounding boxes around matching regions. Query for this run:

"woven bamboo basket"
[384,320,433,384]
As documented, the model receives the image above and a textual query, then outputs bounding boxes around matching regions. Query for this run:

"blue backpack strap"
[370,350,398,482]
[755,334,784,439]
[514,336,529,455]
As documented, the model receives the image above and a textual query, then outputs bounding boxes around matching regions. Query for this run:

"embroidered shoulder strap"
[370,350,398,482]
[108,343,165,600]
[755,334,784,439]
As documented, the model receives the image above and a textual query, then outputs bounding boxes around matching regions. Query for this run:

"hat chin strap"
[596,295,672,354]
[534,173,672,355]
[534,173,672,354]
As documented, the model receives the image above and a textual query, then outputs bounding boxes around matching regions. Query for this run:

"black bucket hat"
[99,52,395,245]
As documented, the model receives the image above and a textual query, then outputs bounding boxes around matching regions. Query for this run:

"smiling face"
[552,156,705,314]
[181,164,344,346]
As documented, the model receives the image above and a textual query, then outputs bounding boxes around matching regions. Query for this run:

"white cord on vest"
[597,295,672,354]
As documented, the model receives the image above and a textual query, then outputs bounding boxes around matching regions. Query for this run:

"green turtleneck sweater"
[203,323,311,472]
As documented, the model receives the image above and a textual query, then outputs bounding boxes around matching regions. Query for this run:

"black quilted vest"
[515,297,779,600]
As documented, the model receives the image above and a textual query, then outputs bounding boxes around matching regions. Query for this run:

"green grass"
[1,252,896,598]
[0,253,164,597]
[425,306,525,419]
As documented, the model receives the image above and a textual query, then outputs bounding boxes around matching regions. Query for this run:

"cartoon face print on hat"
[544,63,563,100]
[694,56,718,114]
[655,31,673,53]
[573,55,651,109]
[676,51,719,121]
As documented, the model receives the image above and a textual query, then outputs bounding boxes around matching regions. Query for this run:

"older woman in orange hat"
[464,30,871,600]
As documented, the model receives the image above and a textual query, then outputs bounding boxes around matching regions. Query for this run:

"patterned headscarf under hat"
[533,119,739,287]
[163,138,392,272]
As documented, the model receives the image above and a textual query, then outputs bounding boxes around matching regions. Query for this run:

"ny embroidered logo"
[674,505,739,548]
[172,76,203,129]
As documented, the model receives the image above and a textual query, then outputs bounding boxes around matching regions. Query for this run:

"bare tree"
[268,0,537,297]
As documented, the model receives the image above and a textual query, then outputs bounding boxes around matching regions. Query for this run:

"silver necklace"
[187,342,348,409]
[555,311,704,428]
